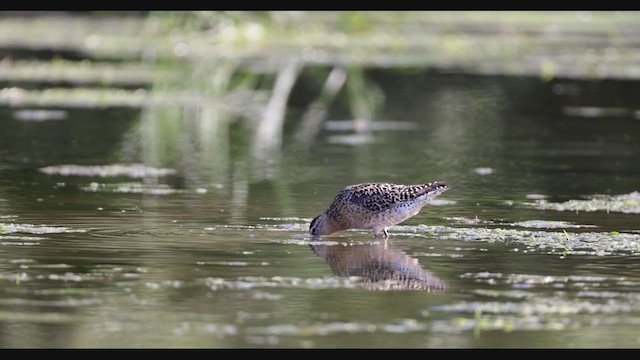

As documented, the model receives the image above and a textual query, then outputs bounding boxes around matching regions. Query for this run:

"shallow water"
[1,73,640,348]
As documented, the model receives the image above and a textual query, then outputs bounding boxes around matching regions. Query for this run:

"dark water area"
[1,71,640,348]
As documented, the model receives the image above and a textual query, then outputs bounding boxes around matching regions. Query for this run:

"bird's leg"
[383,228,389,239]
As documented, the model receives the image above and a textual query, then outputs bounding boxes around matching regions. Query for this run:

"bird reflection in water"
[310,241,446,291]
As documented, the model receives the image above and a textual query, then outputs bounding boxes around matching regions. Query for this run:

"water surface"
[1,73,640,348]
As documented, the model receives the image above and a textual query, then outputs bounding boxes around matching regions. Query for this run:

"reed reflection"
[310,241,446,291]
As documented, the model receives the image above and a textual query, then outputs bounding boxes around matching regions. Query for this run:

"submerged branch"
[251,57,303,178]
[294,67,348,150]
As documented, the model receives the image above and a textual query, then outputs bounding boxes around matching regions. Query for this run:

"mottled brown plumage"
[310,181,448,238]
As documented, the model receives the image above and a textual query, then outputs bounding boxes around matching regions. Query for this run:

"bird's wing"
[340,183,434,213]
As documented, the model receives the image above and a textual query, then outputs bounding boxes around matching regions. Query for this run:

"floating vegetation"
[562,106,633,118]
[0,59,171,85]
[526,194,548,200]
[0,223,85,234]
[205,275,365,291]
[430,313,571,334]
[81,182,207,195]
[0,297,102,307]
[444,217,499,226]
[25,263,74,269]
[460,272,613,288]
[1,235,44,241]
[0,87,265,113]
[511,220,596,229]
[245,319,425,337]
[324,119,418,132]
[207,222,640,256]
[326,134,375,146]
[40,164,176,178]
[523,191,640,214]
[428,279,640,334]
[259,217,310,222]
[432,296,640,316]
[0,310,78,323]
[12,109,68,121]
[395,225,640,256]
[0,240,40,246]
[196,261,270,267]
[202,220,640,256]
[276,239,343,246]
[473,167,495,176]
[469,289,534,300]
[208,223,310,233]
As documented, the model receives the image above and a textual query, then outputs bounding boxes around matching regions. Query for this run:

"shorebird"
[309,181,448,238]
